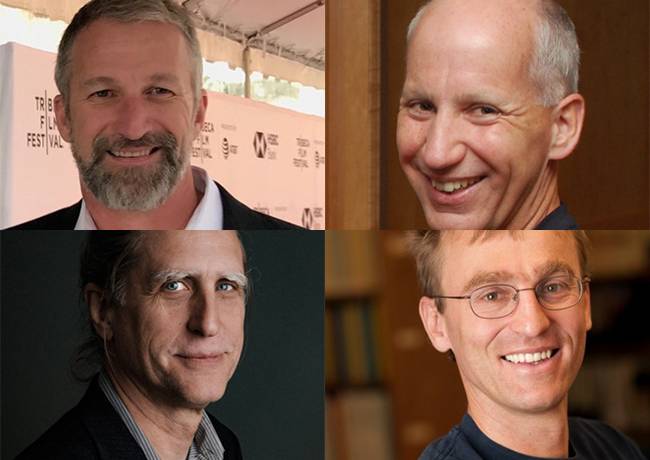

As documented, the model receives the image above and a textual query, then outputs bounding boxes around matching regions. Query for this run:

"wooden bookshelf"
[325,231,466,460]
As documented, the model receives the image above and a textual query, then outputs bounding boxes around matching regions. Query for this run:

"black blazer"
[16,376,243,460]
[8,182,301,230]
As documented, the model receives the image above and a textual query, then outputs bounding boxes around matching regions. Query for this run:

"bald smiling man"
[397,0,585,229]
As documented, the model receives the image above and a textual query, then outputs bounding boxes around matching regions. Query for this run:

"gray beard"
[71,132,189,211]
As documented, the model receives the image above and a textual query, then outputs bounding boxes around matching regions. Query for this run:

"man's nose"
[188,290,221,337]
[509,290,552,337]
[419,109,466,170]
[113,96,154,140]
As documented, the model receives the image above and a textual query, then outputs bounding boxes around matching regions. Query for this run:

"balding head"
[406,0,580,106]
[396,0,585,230]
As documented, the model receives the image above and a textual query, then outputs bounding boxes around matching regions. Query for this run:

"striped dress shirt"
[98,371,225,460]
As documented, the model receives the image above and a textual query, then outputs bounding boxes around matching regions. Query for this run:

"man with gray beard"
[10,0,298,230]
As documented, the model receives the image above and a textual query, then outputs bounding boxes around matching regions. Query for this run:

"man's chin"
[83,166,183,211]
[89,183,173,212]
[74,142,189,212]
[424,208,492,230]
[176,384,228,410]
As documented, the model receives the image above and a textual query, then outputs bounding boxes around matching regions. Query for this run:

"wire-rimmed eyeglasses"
[430,275,590,319]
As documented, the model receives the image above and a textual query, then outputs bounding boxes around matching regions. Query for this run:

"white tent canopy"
[0,0,325,88]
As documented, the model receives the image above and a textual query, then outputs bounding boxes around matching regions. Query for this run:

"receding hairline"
[436,231,586,292]
[138,231,244,260]
[404,0,580,106]
[407,0,545,43]
[70,19,194,79]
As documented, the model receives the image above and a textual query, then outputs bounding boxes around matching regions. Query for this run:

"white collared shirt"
[74,166,224,229]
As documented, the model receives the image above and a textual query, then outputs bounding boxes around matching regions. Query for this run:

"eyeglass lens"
[469,275,583,319]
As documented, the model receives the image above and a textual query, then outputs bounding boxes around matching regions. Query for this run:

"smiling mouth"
[502,348,559,364]
[108,147,160,158]
[431,177,483,194]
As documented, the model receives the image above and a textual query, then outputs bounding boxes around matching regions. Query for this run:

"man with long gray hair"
[11,0,296,230]
[397,0,585,229]
[17,231,246,459]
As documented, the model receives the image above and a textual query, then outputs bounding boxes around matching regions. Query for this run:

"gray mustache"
[93,132,178,154]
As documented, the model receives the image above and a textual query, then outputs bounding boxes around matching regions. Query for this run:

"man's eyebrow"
[461,271,514,294]
[222,273,249,289]
[149,269,191,284]
[535,260,576,278]
[400,84,427,100]
[148,73,181,86]
[456,91,504,106]
[80,74,181,89]
[459,261,577,295]
[81,76,118,88]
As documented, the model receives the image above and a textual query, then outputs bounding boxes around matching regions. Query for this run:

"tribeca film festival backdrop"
[0,42,325,229]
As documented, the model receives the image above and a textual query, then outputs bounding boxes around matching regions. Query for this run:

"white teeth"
[504,349,553,364]
[111,150,150,158]
[431,178,480,193]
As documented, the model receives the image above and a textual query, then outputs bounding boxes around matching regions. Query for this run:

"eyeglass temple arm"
[428,295,471,300]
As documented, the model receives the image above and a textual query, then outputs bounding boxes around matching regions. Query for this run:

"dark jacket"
[535,203,578,230]
[8,183,300,230]
[16,377,243,460]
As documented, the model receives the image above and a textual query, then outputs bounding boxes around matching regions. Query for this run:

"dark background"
[1,230,324,460]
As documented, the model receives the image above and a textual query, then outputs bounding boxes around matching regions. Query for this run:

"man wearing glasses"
[412,231,646,460]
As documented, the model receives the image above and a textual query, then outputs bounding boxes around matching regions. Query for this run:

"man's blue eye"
[163,281,185,291]
[217,282,235,292]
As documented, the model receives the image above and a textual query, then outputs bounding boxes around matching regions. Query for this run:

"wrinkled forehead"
[437,231,580,288]
[137,231,245,273]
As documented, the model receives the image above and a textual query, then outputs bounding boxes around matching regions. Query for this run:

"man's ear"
[419,296,452,353]
[53,94,72,142]
[583,283,592,332]
[192,89,208,139]
[548,93,585,161]
[85,283,114,341]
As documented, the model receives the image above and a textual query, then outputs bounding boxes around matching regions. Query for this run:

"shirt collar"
[74,166,223,230]
[98,370,225,460]
[460,413,576,459]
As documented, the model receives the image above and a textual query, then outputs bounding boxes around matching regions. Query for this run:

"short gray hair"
[406,0,580,106]
[55,0,203,112]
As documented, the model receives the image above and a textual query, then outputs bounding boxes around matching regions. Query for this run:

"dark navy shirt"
[419,414,647,460]
[535,203,578,229]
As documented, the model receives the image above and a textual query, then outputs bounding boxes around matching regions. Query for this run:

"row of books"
[325,298,384,386]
